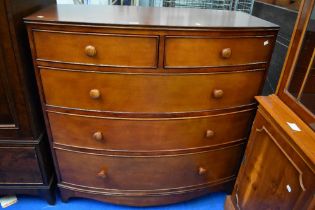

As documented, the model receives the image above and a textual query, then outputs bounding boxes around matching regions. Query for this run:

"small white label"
[0,196,18,208]
[287,122,301,132]
[37,15,44,18]
[286,184,292,193]
[264,40,269,46]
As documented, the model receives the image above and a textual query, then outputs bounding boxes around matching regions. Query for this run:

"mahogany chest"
[25,5,278,206]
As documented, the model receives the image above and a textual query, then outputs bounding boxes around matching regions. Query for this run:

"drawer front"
[0,147,43,184]
[165,36,274,68]
[56,144,244,190]
[33,30,158,68]
[40,69,265,113]
[48,109,253,151]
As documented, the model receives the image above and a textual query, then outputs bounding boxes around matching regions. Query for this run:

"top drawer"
[33,30,159,68]
[164,36,274,68]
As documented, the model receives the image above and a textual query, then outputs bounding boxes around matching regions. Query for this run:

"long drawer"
[0,147,43,184]
[40,68,265,113]
[33,30,158,68]
[48,109,254,151]
[164,36,274,68]
[55,144,244,191]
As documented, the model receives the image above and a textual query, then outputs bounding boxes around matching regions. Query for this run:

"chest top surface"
[24,5,278,29]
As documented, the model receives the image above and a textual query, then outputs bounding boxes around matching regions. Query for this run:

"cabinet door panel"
[0,147,43,184]
[233,111,314,210]
[0,77,14,125]
[237,126,304,209]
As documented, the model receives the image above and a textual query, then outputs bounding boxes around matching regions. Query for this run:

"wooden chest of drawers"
[25,5,278,206]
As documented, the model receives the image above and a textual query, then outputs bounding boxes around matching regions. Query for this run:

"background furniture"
[25,5,278,206]
[225,0,315,209]
[0,0,56,204]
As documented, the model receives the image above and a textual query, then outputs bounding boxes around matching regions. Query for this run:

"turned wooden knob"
[221,48,231,58]
[97,169,107,179]
[85,45,97,57]
[213,89,224,99]
[89,89,101,99]
[93,131,103,141]
[206,130,215,138]
[198,167,207,175]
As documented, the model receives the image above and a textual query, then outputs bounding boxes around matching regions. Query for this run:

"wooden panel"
[236,127,304,209]
[0,76,13,125]
[232,106,315,210]
[55,144,244,190]
[33,30,158,68]
[164,36,274,68]
[48,109,254,151]
[0,147,43,184]
[40,69,265,113]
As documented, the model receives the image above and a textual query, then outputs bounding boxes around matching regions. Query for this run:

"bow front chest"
[25,5,278,206]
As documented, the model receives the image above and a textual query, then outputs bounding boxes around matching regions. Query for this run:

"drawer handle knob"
[97,169,107,179]
[85,45,97,57]
[221,48,232,58]
[213,89,224,99]
[198,167,207,175]
[206,130,215,138]
[89,89,101,99]
[93,131,103,141]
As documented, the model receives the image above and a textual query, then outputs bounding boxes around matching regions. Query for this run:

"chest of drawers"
[25,5,278,206]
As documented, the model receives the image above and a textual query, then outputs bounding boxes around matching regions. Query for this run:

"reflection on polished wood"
[24,5,279,28]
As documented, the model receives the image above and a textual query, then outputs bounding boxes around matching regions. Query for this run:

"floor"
[3,192,227,210]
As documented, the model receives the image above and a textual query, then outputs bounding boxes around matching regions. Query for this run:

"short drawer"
[56,144,244,190]
[33,30,158,68]
[164,36,274,68]
[48,109,254,151]
[0,147,43,184]
[40,68,265,113]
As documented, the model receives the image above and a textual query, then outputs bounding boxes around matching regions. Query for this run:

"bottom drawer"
[0,147,43,184]
[56,144,244,191]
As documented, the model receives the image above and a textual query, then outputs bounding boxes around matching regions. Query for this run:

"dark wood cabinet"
[0,0,55,204]
[225,0,315,209]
